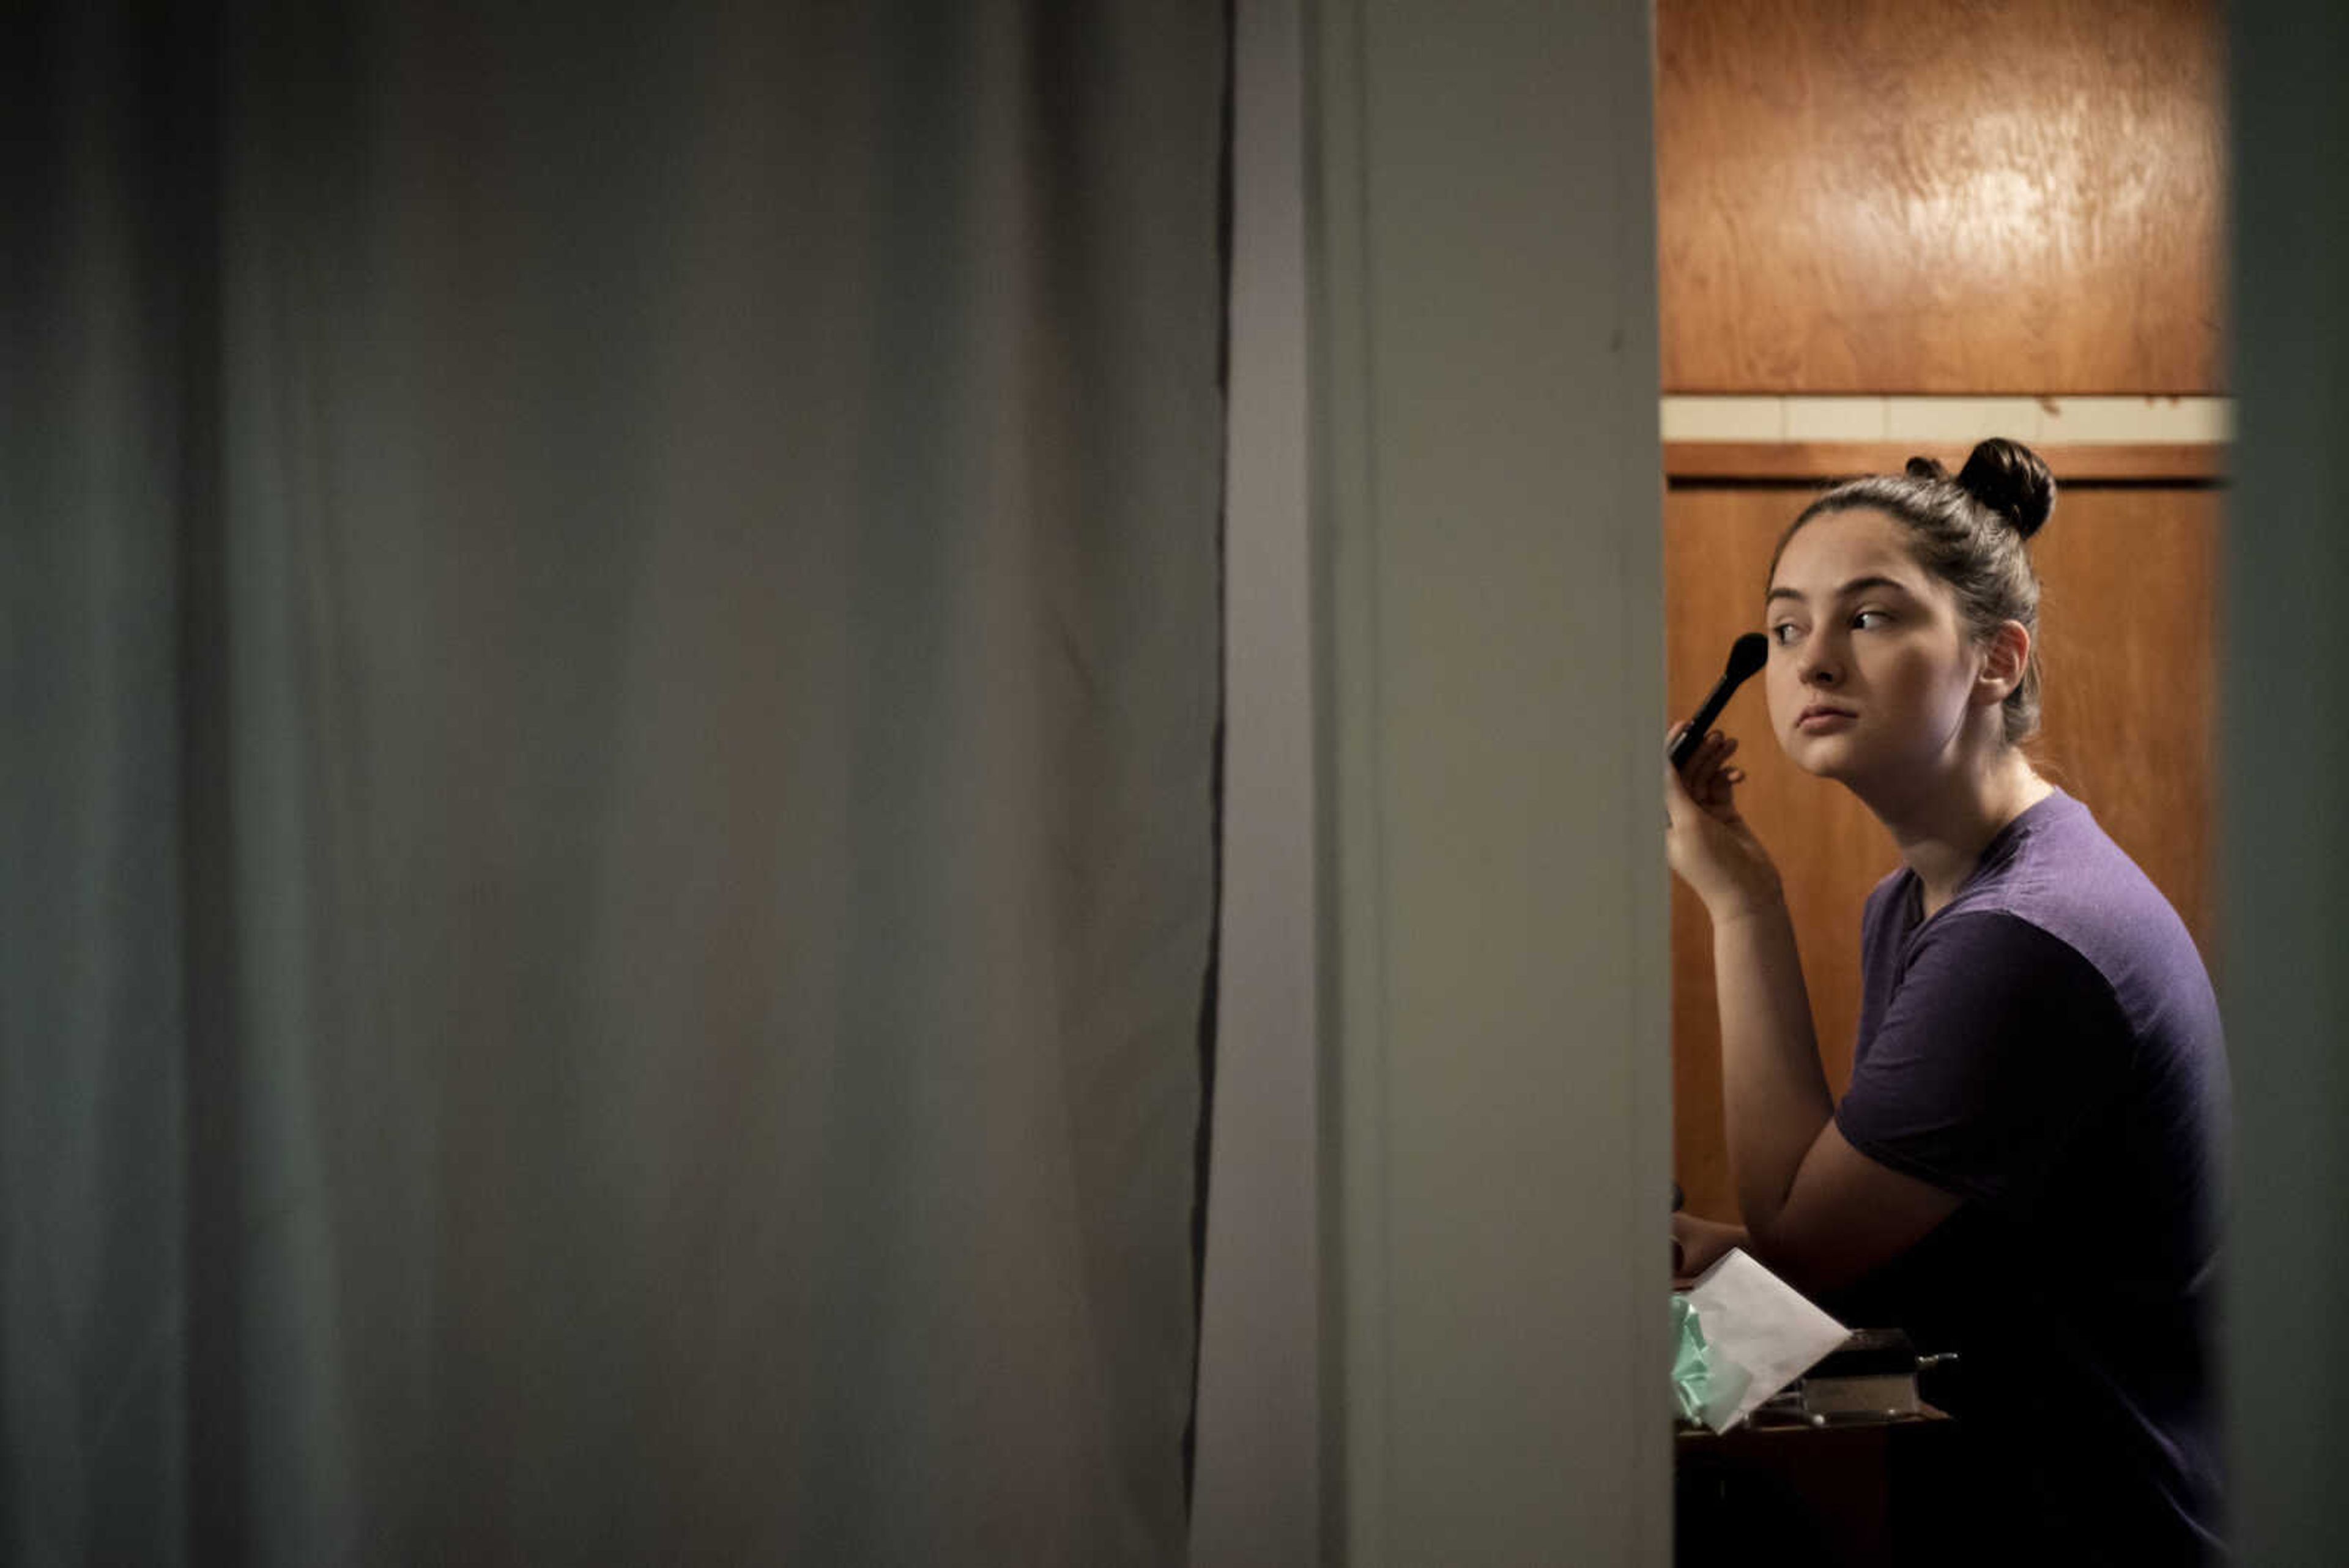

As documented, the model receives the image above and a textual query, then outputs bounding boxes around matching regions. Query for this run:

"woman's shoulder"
[1991,793,2197,943]
[1953,791,2222,1040]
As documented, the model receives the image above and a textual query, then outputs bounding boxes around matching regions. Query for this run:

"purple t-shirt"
[1831,789,2229,1559]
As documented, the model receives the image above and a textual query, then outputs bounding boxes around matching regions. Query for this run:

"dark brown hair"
[1768,437,2056,745]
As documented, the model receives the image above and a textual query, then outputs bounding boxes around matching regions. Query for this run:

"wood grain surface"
[1666,480,2220,1222]
[1665,441,2225,483]
[1655,0,2227,394]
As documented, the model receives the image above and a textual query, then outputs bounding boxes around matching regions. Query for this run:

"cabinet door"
[1655,0,2225,394]
[1665,480,2219,1221]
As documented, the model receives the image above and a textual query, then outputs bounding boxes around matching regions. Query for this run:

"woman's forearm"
[1711,894,1835,1238]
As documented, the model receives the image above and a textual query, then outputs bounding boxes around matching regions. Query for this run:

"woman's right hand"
[1663,725,1784,921]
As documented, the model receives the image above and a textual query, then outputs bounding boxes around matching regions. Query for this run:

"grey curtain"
[3,5,1226,1564]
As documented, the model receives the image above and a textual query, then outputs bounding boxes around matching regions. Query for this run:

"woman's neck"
[1863,749,2053,920]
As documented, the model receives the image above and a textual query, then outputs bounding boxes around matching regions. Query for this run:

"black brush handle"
[1669,633,1770,773]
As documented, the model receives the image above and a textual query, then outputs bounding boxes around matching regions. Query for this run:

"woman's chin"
[1781,734,1844,778]
[1784,735,1872,786]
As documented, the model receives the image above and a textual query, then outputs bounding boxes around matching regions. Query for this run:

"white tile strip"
[1783,397,1887,441]
[1660,396,2233,444]
[1883,398,2052,444]
[2037,397,2235,442]
[1657,395,1784,441]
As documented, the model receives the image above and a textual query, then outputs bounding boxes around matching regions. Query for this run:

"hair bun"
[1954,437,2055,540]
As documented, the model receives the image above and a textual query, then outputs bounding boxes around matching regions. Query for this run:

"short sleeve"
[1835,912,2131,1210]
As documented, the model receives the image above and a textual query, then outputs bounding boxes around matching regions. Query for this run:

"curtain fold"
[4,6,1226,1564]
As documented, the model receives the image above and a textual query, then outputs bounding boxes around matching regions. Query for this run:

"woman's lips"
[1796,707,1856,733]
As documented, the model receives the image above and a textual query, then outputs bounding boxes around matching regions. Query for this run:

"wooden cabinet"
[1655,0,2227,394]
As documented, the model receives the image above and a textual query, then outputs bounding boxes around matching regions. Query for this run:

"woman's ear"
[1975,620,2031,705]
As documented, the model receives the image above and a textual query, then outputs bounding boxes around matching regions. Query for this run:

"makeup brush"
[1668,632,1770,774]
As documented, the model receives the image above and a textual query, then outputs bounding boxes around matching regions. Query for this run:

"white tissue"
[1682,1248,1850,1431]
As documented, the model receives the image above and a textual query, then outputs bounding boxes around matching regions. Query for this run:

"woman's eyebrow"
[1765,574,1912,606]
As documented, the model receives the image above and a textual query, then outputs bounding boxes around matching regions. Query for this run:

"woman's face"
[1762,507,1987,787]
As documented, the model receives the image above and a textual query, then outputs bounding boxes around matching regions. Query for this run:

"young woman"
[1664,438,2228,1561]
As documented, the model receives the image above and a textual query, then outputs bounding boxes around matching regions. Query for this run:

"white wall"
[2222,0,2349,1556]
[1200,1,1674,1560]
[1310,1,1671,1563]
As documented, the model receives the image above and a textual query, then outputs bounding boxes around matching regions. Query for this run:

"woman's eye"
[1770,622,1802,645]
[1852,609,1893,630]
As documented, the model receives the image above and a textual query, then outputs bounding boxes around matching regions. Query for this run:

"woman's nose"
[1797,637,1842,685]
